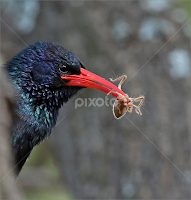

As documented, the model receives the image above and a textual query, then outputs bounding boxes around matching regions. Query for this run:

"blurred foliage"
[179,0,191,15]
[25,187,72,200]
[22,142,73,199]
[25,142,56,172]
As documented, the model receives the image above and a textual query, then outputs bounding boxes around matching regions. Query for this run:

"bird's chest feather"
[13,87,65,146]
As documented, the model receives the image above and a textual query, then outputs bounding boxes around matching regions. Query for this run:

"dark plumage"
[6,41,126,174]
[6,42,84,173]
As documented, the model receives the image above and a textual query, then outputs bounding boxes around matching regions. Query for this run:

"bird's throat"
[17,88,65,130]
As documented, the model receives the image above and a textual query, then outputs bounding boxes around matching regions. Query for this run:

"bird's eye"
[59,65,68,74]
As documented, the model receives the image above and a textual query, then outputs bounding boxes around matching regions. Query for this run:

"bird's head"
[7,42,85,103]
[6,41,127,128]
[7,41,126,104]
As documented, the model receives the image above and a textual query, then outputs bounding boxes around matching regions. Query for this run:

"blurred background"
[0,0,191,199]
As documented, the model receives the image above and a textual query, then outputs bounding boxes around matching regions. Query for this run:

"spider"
[109,75,145,119]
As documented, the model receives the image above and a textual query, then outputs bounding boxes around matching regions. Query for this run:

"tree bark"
[0,62,25,200]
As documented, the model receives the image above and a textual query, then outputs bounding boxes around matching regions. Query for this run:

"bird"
[5,41,127,174]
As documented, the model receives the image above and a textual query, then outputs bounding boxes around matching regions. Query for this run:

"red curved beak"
[61,68,127,98]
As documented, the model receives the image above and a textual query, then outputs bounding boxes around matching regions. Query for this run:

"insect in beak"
[109,75,145,119]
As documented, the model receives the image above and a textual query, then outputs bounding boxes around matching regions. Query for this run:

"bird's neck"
[15,86,65,134]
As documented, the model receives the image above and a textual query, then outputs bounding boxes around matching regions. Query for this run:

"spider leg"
[126,104,133,113]
[114,100,122,114]
[129,96,145,107]
[134,105,142,115]
[110,75,127,90]
[129,96,145,115]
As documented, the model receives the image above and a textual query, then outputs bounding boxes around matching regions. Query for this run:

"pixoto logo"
[75,96,116,109]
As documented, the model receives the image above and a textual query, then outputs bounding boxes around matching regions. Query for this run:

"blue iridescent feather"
[6,41,84,173]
